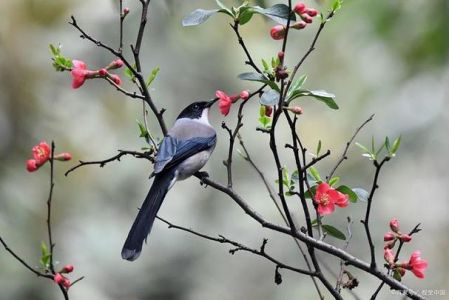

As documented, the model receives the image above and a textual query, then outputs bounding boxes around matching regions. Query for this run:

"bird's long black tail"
[121,170,175,261]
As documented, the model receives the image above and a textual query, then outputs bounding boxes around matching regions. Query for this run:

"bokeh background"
[1,0,448,299]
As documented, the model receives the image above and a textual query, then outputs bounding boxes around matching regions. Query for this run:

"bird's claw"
[196,171,209,187]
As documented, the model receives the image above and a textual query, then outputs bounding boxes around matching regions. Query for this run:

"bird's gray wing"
[153,135,216,174]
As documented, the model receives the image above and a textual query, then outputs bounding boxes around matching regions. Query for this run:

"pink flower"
[239,90,250,101]
[71,60,89,89]
[32,141,51,165]
[313,183,349,216]
[270,25,286,40]
[389,218,400,233]
[54,273,64,284]
[384,248,395,265]
[26,159,38,172]
[293,3,307,14]
[384,232,395,241]
[216,90,232,116]
[111,74,122,85]
[406,251,428,278]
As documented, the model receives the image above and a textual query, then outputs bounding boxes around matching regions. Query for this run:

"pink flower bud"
[109,59,124,69]
[291,21,307,30]
[54,153,72,161]
[399,234,412,242]
[239,90,250,100]
[389,218,400,233]
[384,232,395,241]
[230,95,240,103]
[26,159,38,172]
[123,7,130,15]
[289,106,303,115]
[305,8,318,17]
[62,278,71,288]
[383,240,396,249]
[384,248,395,265]
[277,51,285,63]
[270,25,286,40]
[293,3,307,14]
[301,15,313,24]
[62,264,74,273]
[111,74,122,85]
[54,273,64,284]
[98,68,108,76]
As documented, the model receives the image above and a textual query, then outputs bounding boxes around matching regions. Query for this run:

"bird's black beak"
[206,98,218,108]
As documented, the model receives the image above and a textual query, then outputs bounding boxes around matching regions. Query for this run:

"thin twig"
[336,217,354,292]
[64,150,153,177]
[230,21,262,74]
[327,114,374,180]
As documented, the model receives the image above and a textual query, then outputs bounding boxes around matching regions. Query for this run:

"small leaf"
[352,187,369,202]
[136,120,149,138]
[304,185,317,199]
[391,135,401,156]
[333,0,343,12]
[291,170,299,181]
[323,224,346,240]
[258,115,271,127]
[288,89,338,109]
[336,185,358,203]
[260,89,280,106]
[238,7,254,25]
[355,142,370,154]
[215,0,234,17]
[237,72,279,91]
[385,136,391,152]
[261,59,269,71]
[316,140,322,156]
[146,66,160,87]
[328,176,340,187]
[393,269,402,282]
[287,74,307,99]
[182,9,219,27]
[253,4,296,25]
[308,166,322,182]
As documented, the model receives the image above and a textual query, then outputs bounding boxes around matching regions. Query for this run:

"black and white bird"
[121,99,218,261]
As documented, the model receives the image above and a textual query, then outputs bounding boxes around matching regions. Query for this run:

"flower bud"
[98,68,108,76]
[399,234,412,242]
[389,218,400,233]
[230,95,240,103]
[54,153,72,161]
[123,7,130,15]
[26,159,38,172]
[288,106,303,115]
[291,21,307,30]
[62,278,71,288]
[239,90,250,100]
[54,273,64,284]
[293,3,307,14]
[384,248,395,265]
[384,232,395,241]
[397,267,406,277]
[277,51,285,63]
[270,25,286,40]
[305,8,318,17]
[265,106,273,117]
[108,59,124,70]
[301,15,313,24]
[111,74,122,85]
[384,239,396,249]
[62,264,74,273]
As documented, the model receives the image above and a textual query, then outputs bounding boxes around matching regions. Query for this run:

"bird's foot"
[196,171,209,187]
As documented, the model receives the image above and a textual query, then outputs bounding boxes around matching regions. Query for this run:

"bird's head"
[176,99,218,121]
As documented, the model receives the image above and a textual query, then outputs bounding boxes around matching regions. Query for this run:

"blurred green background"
[0,0,448,299]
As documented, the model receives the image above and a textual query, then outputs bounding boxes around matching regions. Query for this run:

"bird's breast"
[175,149,213,181]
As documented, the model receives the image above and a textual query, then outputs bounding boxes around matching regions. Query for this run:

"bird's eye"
[193,104,199,110]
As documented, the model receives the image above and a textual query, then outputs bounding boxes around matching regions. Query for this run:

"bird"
[121,99,218,261]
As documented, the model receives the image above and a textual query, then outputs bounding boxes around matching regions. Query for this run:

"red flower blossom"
[32,141,51,165]
[71,60,89,89]
[270,25,286,40]
[26,159,38,172]
[313,182,349,216]
[216,90,232,116]
[406,251,428,279]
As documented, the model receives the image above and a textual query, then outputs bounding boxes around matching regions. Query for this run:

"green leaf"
[333,0,343,12]
[328,176,340,187]
[146,66,160,87]
[258,115,271,127]
[253,4,296,25]
[237,72,279,91]
[215,0,234,17]
[238,7,254,25]
[291,170,299,181]
[393,269,402,281]
[322,224,346,240]
[182,9,220,26]
[49,44,58,56]
[371,136,375,154]
[316,140,322,156]
[336,185,358,203]
[260,89,280,106]
[304,185,317,199]
[39,241,51,269]
[384,136,391,153]
[391,136,401,156]
[288,89,338,109]
[124,64,137,81]
[261,59,269,71]
[136,120,149,138]
[352,187,369,202]
[287,74,307,99]
[308,166,322,182]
